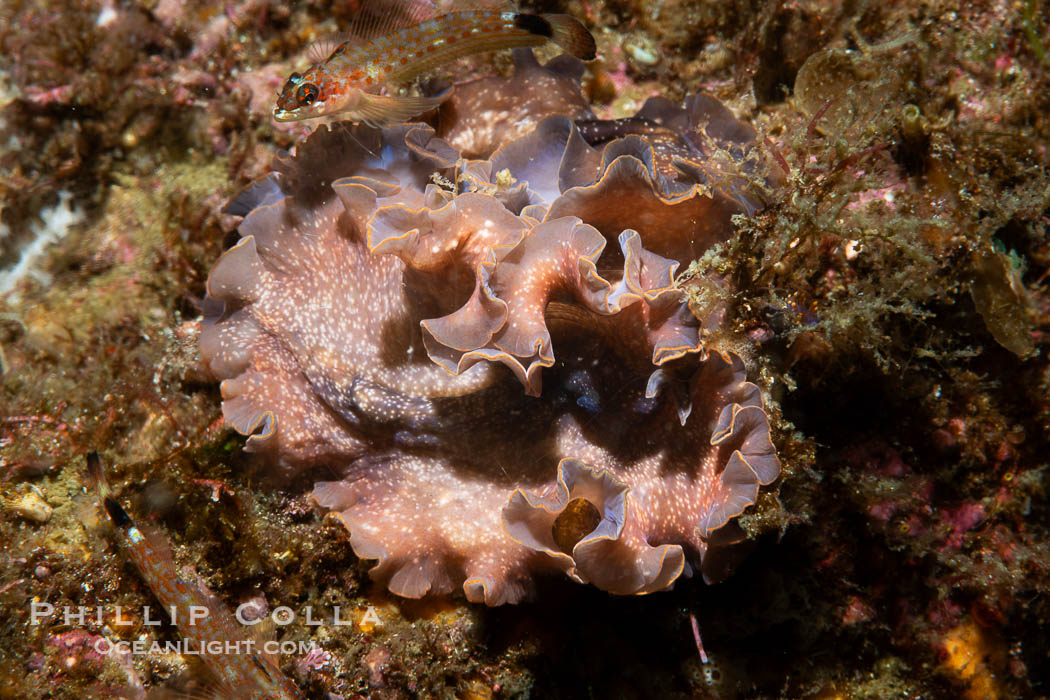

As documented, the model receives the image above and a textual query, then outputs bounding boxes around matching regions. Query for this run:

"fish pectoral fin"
[354,91,451,125]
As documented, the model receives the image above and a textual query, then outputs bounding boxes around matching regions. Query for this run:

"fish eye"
[296,83,319,106]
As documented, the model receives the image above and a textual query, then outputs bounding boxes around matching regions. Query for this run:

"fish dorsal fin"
[305,0,522,65]
[341,0,515,41]
[436,0,514,11]
[345,0,439,40]
[304,0,437,64]
[307,32,352,63]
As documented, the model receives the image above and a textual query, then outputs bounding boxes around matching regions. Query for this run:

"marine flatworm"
[201,51,780,604]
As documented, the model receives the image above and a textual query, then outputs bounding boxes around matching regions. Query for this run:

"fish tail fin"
[86,452,132,533]
[86,451,112,501]
[540,14,596,60]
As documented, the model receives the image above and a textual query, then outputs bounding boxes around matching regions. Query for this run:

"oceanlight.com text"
[92,638,318,657]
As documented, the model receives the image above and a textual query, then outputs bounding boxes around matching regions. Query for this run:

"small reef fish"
[274,2,596,123]
[87,452,304,700]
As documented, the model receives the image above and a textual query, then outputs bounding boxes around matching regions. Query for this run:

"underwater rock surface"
[200,52,779,603]
[6,0,1049,696]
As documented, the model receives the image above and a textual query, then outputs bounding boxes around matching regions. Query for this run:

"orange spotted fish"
[88,453,304,700]
[273,2,596,124]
